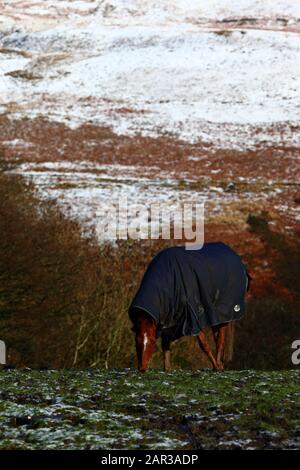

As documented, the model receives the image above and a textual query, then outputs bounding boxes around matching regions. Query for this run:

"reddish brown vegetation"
[1,116,299,237]
[0,116,299,181]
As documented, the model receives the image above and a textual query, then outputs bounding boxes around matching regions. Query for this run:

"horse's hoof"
[213,363,224,372]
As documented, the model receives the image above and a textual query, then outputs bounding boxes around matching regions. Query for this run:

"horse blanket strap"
[129,243,248,341]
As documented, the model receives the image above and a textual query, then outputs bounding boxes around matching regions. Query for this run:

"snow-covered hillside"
[1,0,300,149]
[1,1,299,239]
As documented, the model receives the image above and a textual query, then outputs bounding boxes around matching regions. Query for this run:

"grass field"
[0,369,299,450]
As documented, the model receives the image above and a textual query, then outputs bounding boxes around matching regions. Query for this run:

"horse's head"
[132,310,157,372]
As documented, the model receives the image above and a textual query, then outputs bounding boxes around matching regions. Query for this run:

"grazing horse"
[129,243,250,372]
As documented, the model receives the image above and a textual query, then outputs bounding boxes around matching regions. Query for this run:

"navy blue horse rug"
[129,242,249,341]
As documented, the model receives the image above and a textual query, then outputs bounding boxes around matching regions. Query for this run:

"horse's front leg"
[161,337,171,371]
[197,330,218,370]
[212,324,226,371]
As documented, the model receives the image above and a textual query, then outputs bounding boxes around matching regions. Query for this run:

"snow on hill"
[1,0,300,149]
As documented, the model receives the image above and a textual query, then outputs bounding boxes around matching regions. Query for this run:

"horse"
[129,243,251,372]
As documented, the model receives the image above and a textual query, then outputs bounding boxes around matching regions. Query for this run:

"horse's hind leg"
[197,330,218,370]
[162,337,171,371]
[212,324,226,371]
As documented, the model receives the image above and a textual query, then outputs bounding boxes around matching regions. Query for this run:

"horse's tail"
[225,322,235,363]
